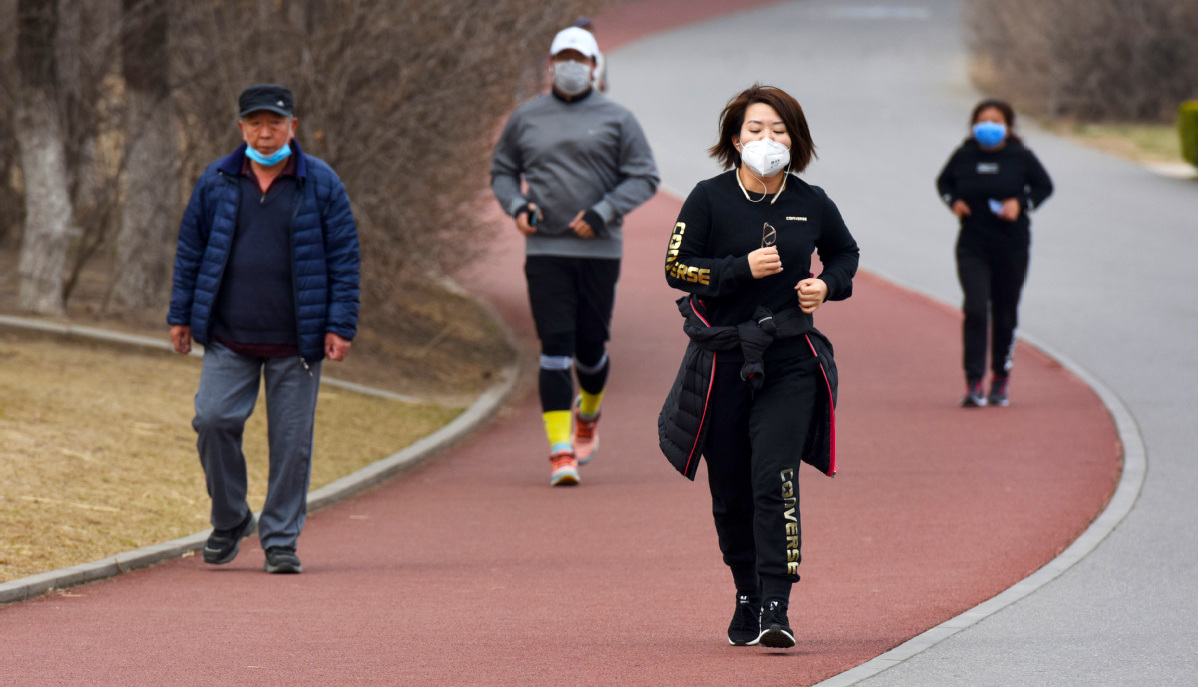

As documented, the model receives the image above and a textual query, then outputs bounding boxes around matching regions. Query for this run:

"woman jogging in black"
[937,99,1053,407]
[658,85,859,649]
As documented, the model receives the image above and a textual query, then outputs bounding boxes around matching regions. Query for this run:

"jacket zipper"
[289,178,310,375]
[206,171,238,341]
[684,296,715,478]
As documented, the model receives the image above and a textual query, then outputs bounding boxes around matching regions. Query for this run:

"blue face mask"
[973,121,1007,148]
[245,141,293,166]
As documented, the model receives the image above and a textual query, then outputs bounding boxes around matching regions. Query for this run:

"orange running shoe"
[572,401,600,466]
[549,449,579,486]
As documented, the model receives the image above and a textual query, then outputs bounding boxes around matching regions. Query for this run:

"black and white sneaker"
[961,379,987,408]
[202,511,256,565]
[264,546,303,574]
[728,593,761,646]
[988,375,1010,407]
[757,599,796,649]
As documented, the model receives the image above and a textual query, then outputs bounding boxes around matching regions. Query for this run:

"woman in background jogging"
[936,99,1053,407]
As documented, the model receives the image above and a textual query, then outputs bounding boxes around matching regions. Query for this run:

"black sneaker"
[264,546,303,574]
[728,593,761,646]
[757,599,796,649]
[961,379,987,408]
[202,511,256,565]
[988,375,1010,407]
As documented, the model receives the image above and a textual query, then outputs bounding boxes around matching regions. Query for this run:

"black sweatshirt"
[936,138,1053,248]
[665,170,859,358]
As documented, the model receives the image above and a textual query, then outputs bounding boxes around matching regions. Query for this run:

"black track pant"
[703,349,819,603]
[956,240,1029,383]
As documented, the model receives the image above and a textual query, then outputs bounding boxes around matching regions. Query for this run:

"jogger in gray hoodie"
[491,26,659,486]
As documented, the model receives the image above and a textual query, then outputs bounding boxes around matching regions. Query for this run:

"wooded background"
[0,0,603,319]
[964,0,1198,121]
[2,0,1195,322]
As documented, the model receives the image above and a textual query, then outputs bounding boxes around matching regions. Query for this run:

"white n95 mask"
[739,138,791,178]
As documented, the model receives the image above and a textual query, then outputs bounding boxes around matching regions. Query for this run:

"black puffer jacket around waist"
[658,295,839,480]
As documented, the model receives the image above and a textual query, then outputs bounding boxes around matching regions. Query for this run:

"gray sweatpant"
[193,342,322,551]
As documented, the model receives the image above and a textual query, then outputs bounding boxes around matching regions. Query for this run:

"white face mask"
[553,60,592,96]
[739,138,791,178]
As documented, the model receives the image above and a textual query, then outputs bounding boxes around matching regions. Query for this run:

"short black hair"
[708,84,816,172]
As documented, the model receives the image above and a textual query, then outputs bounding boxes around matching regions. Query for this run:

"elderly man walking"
[491,27,659,486]
[168,84,360,574]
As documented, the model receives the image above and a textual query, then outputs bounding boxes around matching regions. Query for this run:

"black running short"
[524,255,621,346]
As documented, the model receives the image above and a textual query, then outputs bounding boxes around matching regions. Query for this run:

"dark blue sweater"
[211,173,300,348]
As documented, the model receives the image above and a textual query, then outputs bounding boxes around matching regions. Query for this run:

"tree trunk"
[111,0,175,310]
[15,0,73,316]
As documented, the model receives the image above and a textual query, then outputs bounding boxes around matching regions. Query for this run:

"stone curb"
[0,314,432,404]
[0,312,522,606]
[1144,161,1197,179]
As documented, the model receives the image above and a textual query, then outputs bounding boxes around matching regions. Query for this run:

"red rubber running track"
[0,2,1118,685]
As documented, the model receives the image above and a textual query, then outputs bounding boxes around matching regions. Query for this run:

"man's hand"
[568,210,595,239]
[951,199,971,218]
[796,278,828,314]
[325,332,352,362]
[170,325,192,355]
[748,246,783,279]
[515,203,540,235]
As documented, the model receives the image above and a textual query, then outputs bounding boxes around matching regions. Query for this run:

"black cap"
[238,84,294,117]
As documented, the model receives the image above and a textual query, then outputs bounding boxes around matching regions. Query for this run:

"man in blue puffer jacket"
[167,84,360,575]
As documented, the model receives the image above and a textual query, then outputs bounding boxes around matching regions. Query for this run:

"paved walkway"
[0,2,1125,685]
[617,2,1197,684]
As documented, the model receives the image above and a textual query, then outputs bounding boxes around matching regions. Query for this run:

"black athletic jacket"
[658,170,859,480]
[936,138,1053,248]
[658,295,840,479]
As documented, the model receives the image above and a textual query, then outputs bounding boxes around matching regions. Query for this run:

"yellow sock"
[579,389,604,418]
[543,410,572,453]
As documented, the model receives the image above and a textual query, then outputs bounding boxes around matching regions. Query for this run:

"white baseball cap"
[550,26,599,60]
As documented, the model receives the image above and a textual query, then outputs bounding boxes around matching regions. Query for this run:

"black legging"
[525,256,619,412]
[956,239,1029,382]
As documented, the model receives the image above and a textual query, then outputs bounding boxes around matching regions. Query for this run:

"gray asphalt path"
[612,1,1198,684]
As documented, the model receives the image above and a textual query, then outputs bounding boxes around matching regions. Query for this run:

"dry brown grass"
[0,181,517,584]
[0,328,464,582]
[1041,120,1184,165]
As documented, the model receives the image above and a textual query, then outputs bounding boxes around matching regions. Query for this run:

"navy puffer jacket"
[167,141,360,362]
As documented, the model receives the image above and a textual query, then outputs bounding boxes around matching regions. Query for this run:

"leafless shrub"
[965,0,1198,122]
